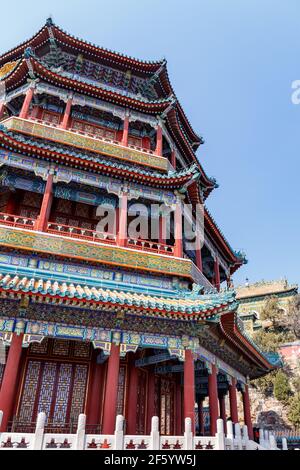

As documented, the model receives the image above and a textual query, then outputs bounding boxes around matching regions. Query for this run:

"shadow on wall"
[256,411,291,431]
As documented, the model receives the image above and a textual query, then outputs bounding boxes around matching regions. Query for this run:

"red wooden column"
[171,148,176,169]
[208,364,219,435]
[229,377,239,424]
[126,356,139,435]
[0,333,23,431]
[60,97,73,130]
[102,343,120,434]
[155,122,163,156]
[86,355,104,426]
[242,384,253,439]
[176,382,182,435]
[159,212,167,244]
[121,112,130,146]
[35,172,54,231]
[146,371,156,434]
[184,349,195,433]
[114,207,120,238]
[174,197,183,258]
[19,86,35,119]
[0,101,6,120]
[214,257,221,291]
[197,398,205,435]
[117,190,128,247]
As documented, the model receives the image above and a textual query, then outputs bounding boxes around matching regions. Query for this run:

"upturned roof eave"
[219,311,280,372]
[0,19,164,72]
[0,124,201,188]
[0,21,203,164]
[157,67,202,147]
[204,207,246,269]
[0,24,49,67]
[0,268,237,318]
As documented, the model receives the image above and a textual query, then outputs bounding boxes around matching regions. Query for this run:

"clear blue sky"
[1,0,299,287]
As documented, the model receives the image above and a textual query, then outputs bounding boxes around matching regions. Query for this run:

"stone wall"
[248,342,300,431]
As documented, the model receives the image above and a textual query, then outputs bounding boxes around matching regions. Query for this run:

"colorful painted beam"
[0,225,192,278]
[3,117,169,172]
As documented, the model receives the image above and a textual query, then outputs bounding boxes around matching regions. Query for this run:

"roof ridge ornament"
[149,60,167,84]
[46,16,54,27]
[160,94,177,119]
[24,47,33,60]
[24,48,36,80]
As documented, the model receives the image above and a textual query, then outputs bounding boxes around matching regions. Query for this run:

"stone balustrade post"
[264,429,269,448]
[33,412,46,450]
[234,423,242,450]
[226,419,234,449]
[242,424,249,449]
[150,416,160,450]
[282,437,288,450]
[259,428,265,447]
[269,433,278,450]
[215,418,225,450]
[75,413,86,450]
[184,417,193,450]
[114,415,124,450]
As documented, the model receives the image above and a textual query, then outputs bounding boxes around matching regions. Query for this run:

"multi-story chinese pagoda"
[0,19,280,440]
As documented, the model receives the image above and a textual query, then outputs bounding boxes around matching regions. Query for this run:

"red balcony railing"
[127,237,175,255]
[0,212,36,230]
[47,223,176,255]
[68,125,155,155]
[27,116,60,128]
[0,212,176,257]
[27,116,155,155]
[46,222,117,245]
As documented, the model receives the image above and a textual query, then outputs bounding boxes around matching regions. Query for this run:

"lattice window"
[74,203,89,218]
[22,192,42,209]
[116,365,126,416]
[72,119,116,140]
[36,362,57,419]
[18,191,42,219]
[0,192,9,212]
[30,338,49,355]
[67,218,79,227]
[160,378,175,435]
[154,376,160,417]
[55,199,72,214]
[42,111,60,125]
[69,364,88,423]
[18,358,89,426]
[128,136,142,148]
[52,363,73,424]
[72,120,85,132]
[136,370,147,434]
[18,361,41,422]
[73,341,91,359]
[52,216,67,225]
[52,339,70,357]
[79,221,92,229]
[19,207,40,218]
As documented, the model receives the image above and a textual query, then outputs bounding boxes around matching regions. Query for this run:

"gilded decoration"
[3,117,168,172]
[0,226,191,277]
[0,61,18,79]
